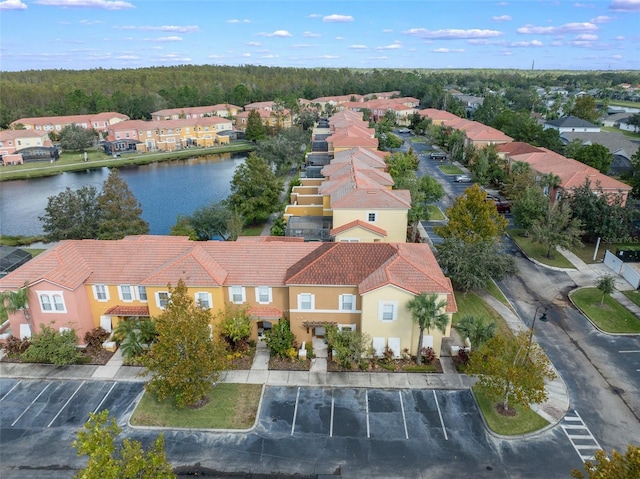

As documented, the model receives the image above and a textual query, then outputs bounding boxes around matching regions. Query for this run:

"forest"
[1,65,640,129]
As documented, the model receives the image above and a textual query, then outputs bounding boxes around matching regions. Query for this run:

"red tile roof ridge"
[329,219,387,237]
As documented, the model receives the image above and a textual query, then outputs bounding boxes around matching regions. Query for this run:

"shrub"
[84,327,110,352]
[326,325,373,370]
[112,318,157,359]
[219,305,252,350]
[2,335,31,358]
[420,347,437,365]
[264,318,295,359]
[382,345,395,364]
[21,323,82,366]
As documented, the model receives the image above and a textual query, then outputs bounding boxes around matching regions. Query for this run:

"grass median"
[508,229,575,269]
[570,288,640,333]
[130,383,263,429]
[473,387,549,435]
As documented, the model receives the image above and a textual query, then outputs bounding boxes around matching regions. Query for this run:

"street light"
[525,305,547,362]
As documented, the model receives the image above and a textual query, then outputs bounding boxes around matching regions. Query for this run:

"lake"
[0,152,246,236]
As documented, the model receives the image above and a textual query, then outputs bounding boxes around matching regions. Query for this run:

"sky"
[0,0,639,72]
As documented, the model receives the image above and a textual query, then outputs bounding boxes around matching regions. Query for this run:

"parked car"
[430,152,447,160]
[455,175,472,183]
[494,200,511,213]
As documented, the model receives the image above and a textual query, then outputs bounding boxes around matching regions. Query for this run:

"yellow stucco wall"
[332,209,408,243]
[334,227,384,243]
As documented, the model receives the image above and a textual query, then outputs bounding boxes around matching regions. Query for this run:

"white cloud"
[376,42,402,50]
[500,51,514,56]
[590,15,613,23]
[404,28,503,39]
[575,34,599,40]
[323,14,354,23]
[319,55,339,59]
[263,30,292,37]
[492,15,512,21]
[303,31,321,38]
[383,28,392,33]
[139,25,199,33]
[0,0,27,10]
[335,36,345,40]
[308,13,322,18]
[508,40,543,47]
[226,19,251,24]
[116,54,140,60]
[34,0,134,10]
[612,54,623,59]
[349,44,368,49]
[79,19,103,25]
[610,0,640,12]
[573,2,594,7]
[614,35,625,40]
[153,36,183,42]
[245,41,261,47]
[497,2,509,5]
[517,22,598,34]
[433,48,465,53]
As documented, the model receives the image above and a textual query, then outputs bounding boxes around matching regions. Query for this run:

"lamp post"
[525,305,547,362]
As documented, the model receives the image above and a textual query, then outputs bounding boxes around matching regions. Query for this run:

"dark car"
[430,152,447,160]
[494,200,511,213]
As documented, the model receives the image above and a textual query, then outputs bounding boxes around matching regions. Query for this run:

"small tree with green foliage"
[97,169,149,240]
[571,444,640,479]
[245,109,267,142]
[217,304,252,350]
[264,318,296,360]
[59,124,98,151]
[405,293,449,365]
[467,331,556,412]
[39,186,101,241]
[142,280,226,408]
[597,275,616,306]
[0,281,31,324]
[530,200,584,259]
[455,314,497,349]
[73,410,175,479]
[511,186,548,233]
[21,323,82,366]
[326,325,373,370]
[112,318,157,360]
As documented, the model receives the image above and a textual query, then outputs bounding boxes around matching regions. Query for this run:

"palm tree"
[597,275,616,306]
[0,281,31,325]
[455,314,497,348]
[405,293,449,365]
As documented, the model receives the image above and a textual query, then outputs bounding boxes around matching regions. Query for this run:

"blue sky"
[1,0,638,72]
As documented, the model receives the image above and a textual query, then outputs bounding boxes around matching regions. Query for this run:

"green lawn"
[473,386,549,435]
[609,100,640,109]
[409,137,427,143]
[600,126,640,140]
[453,290,512,337]
[241,225,265,236]
[130,383,263,429]
[484,280,511,309]
[508,229,575,269]
[438,164,464,175]
[571,288,640,333]
[623,290,640,308]
[426,205,445,221]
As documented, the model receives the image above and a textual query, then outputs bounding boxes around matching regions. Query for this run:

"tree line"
[2,65,640,128]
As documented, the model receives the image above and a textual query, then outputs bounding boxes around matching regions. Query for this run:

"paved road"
[0,379,585,479]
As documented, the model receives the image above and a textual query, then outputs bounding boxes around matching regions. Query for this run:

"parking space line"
[399,391,408,439]
[48,381,85,428]
[93,382,117,414]
[11,382,50,427]
[329,392,334,438]
[433,390,448,440]
[365,389,370,439]
[0,380,22,402]
[290,387,300,436]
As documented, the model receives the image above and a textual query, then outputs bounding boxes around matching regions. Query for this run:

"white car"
[455,175,472,183]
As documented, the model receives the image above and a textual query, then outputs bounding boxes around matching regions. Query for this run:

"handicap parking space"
[260,386,481,442]
[0,379,144,430]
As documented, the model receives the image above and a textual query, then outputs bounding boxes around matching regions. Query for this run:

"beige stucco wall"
[333,226,384,243]
[333,209,408,243]
[360,285,451,357]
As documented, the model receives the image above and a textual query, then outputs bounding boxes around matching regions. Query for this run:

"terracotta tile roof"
[11,112,128,127]
[497,142,543,156]
[0,130,51,141]
[330,219,387,237]
[151,104,240,117]
[248,306,283,319]
[105,305,150,316]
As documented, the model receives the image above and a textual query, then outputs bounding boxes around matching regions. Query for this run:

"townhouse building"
[0,235,457,358]
[235,108,293,131]
[104,116,234,154]
[0,129,57,165]
[10,112,129,134]
[150,104,242,121]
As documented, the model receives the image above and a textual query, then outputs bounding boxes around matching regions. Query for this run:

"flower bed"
[268,356,311,371]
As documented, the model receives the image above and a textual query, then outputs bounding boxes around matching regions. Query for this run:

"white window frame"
[118,285,134,302]
[156,291,170,309]
[367,211,377,222]
[229,286,246,304]
[298,293,315,310]
[195,292,213,309]
[92,284,110,302]
[38,291,67,313]
[339,294,356,311]
[137,286,148,302]
[378,301,398,322]
[255,286,272,304]
[338,324,356,332]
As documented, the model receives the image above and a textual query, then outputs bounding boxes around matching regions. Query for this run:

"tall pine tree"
[97,169,149,239]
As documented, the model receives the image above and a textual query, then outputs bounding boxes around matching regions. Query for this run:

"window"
[229,286,245,304]
[118,285,133,302]
[339,294,356,311]
[543,186,550,197]
[93,285,109,302]
[298,293,314,310]
[156,291,170,309]
[137,286,148,302]
[378,301,398,322]
[38,292,66,313]
[255,286,272,304]
[367,212,377,222]
[195,292,212,309]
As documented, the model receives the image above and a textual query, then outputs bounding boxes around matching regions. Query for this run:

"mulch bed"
[268,356,311,371]
[227,350,255,370]
[327,358,443,373]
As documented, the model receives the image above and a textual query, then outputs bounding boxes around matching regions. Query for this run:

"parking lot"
[0,378,143,430]
[258,386,485,442]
